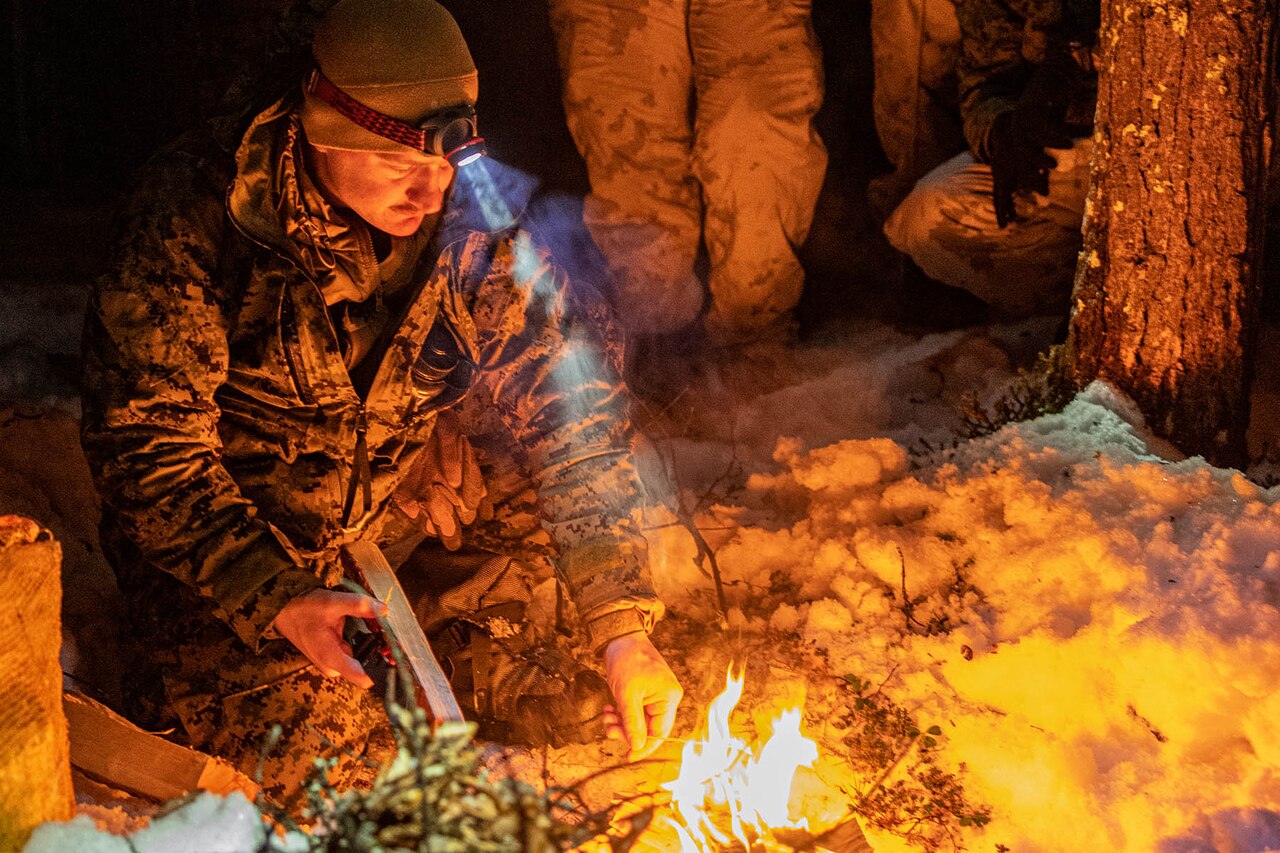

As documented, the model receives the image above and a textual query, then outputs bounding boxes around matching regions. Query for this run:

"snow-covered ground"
[9,239,1280,850]
[629,373,1280,852]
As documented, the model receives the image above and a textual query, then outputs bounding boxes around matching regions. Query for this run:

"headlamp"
[305,65,488,168]
[418,106,488,167]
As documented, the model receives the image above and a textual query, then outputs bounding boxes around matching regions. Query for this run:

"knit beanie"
[300,0,478,152]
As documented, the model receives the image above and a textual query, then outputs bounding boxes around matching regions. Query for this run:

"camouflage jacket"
[82,93,661,652]
[956,0,1099,160]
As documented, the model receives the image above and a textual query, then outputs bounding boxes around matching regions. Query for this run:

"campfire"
[660,668,819,852]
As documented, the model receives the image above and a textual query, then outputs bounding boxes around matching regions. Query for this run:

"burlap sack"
[0,515,73,849]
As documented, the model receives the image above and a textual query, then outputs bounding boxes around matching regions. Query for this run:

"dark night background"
[0,0,891,337]
[4,0,1276,366]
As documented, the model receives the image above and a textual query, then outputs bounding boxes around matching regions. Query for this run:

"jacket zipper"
[227,199,375,531]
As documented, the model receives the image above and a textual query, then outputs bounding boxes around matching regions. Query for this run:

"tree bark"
[1067,0,1275,468]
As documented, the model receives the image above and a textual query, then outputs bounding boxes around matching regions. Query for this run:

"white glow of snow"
[650,380,1280,852]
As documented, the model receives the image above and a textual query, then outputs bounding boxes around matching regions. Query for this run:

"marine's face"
[307,145,454,237]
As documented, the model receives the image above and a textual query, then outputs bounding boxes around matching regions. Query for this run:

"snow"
[8,228,1280,850]
[25,793,307,853]
[637,369,1280,852]
[24,816,133,853]
[0,280,85,413]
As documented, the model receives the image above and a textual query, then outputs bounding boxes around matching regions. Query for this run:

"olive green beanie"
[300,0,479,152]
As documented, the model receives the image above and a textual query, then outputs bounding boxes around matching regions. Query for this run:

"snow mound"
[25,793,307,853]
[667,382,1280,852]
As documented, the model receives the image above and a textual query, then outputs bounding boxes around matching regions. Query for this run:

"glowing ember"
[663,668,818,851]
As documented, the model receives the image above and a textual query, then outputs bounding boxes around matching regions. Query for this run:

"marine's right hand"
[987,59,1080,228]
[270,589,386,688]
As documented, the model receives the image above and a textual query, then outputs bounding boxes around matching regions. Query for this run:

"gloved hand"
[987,52,1082,227]
[393,409,490,550]
[987,110,1060,227]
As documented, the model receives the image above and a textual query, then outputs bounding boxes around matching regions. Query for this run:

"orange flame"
[663,668,818,851]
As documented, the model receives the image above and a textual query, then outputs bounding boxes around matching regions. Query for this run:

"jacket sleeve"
[956,0,1033,160]
[456,230,663,651]
[81,147,321,648]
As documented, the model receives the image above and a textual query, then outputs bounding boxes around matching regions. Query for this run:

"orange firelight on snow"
[662,668,819,851]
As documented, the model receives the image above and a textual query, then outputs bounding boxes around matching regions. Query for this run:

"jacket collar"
[227,93,384,305]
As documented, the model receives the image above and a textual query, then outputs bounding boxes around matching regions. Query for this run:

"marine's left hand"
[602,633,683,760]
[393,410,488,550]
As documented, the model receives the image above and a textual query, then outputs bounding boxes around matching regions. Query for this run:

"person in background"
[547,0,828,351]
[882,0,1099,318]
[81,0,682,807]
[867,0,966,221]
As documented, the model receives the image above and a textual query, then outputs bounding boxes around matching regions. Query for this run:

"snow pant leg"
[396,545,538,640]
[882,137,1092,317]
[388,461,549,711]
[690,0,828,343]
[868,0,964,213]
[547,0,705,335]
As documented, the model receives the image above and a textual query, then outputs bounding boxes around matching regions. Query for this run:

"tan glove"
[394,410,491,550]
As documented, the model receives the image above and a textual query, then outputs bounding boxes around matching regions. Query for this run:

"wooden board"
[344,540,465,723]
[63,691,258,802]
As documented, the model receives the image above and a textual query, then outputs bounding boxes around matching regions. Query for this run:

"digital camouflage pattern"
[106,550,396,808]
[547,0,827,343]
[884,137,1092,314]
[82,85,662,803]
[956,0,1100,160]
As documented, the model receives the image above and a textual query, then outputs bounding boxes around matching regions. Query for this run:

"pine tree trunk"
[1067,0,1276,468]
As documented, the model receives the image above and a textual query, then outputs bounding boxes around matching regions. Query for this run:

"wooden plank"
[810,816,875,853]
[63,691,258,802]
[344,540,465,723]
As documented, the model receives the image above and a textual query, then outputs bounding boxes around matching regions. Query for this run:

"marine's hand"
[987,55,1082,228]
[393,410,489,550]
[271,589,387,688]
[987,110,1059,227]
[602,633,683,760]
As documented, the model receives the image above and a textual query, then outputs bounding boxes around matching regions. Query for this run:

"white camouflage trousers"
[868,0,964,214]
[884,137,1092,317]
[548,0,828,342]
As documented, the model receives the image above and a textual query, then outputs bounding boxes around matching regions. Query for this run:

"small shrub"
[957,346,1074,440]
[838,675,992,852]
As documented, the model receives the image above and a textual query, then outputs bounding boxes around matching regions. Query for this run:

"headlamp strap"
[306,65,429,151]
